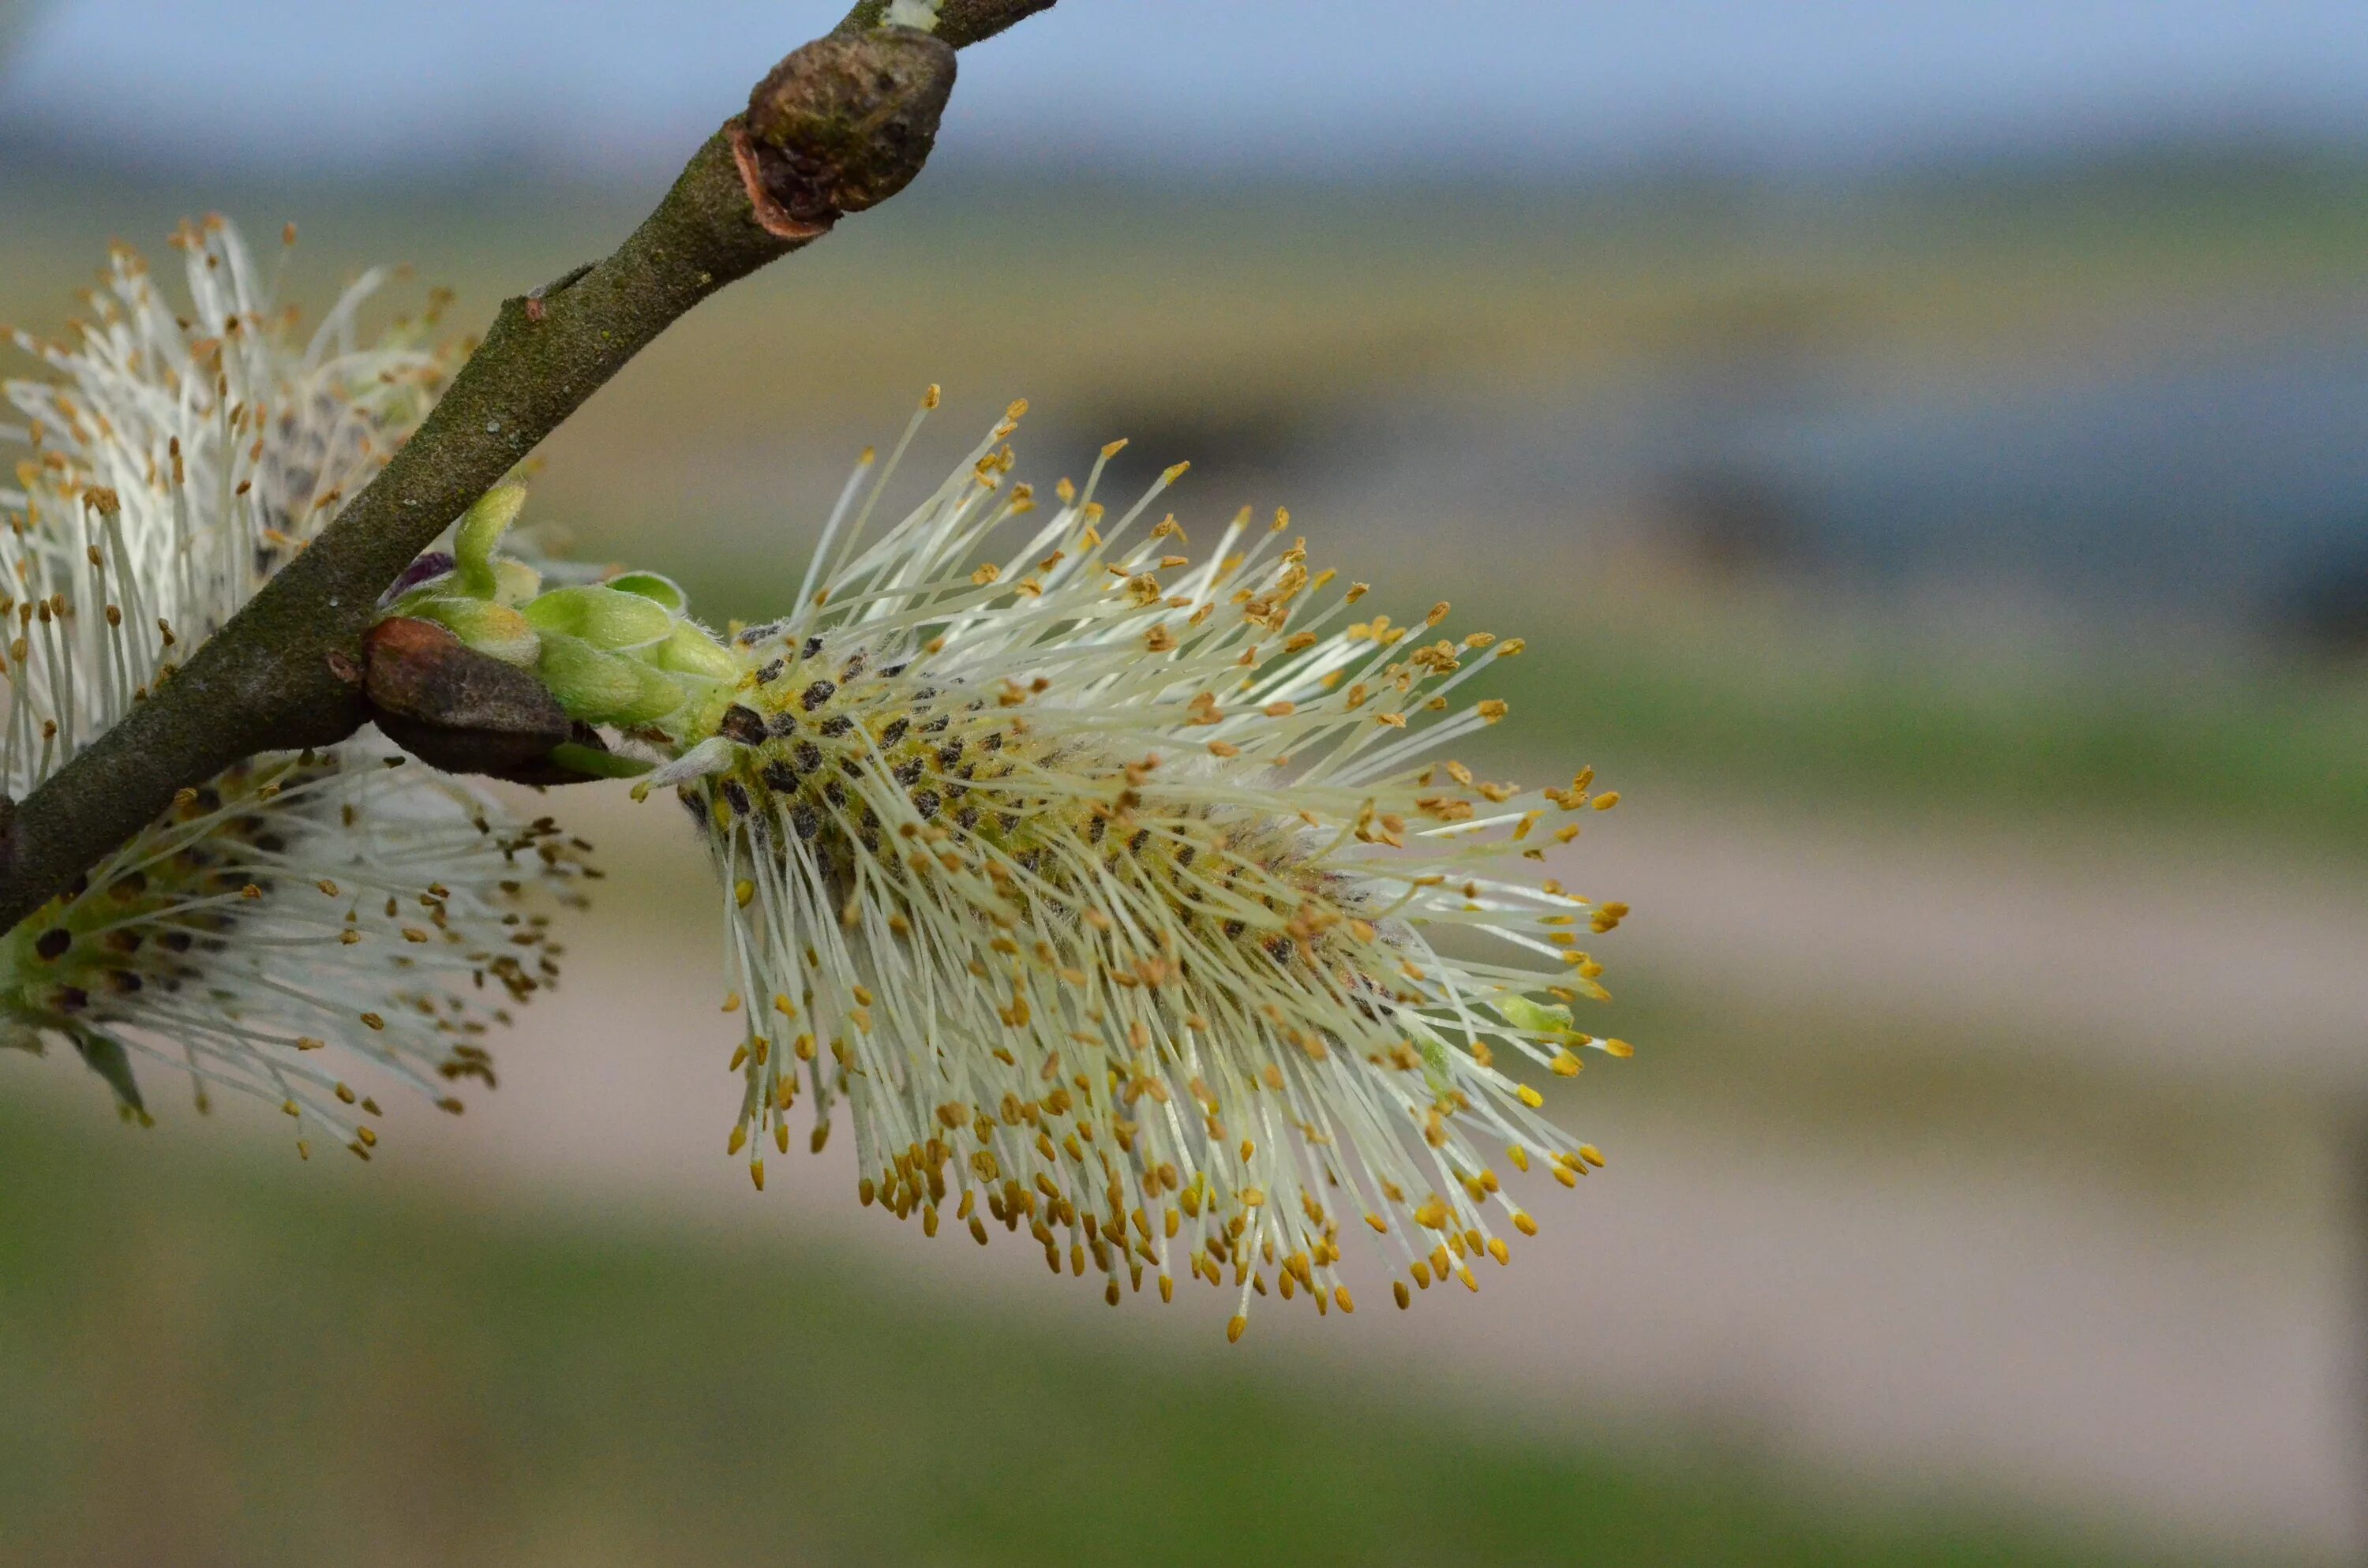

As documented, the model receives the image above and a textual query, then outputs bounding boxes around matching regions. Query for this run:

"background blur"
[6,2,2368,1563]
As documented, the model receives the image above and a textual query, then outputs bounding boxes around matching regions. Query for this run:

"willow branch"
[837,0,1057,43]
[0,0,1053,935]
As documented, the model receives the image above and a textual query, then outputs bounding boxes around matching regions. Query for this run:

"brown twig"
[0,0,1053,936]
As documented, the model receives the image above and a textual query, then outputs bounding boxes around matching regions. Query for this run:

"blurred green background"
[6,3,2368,1564]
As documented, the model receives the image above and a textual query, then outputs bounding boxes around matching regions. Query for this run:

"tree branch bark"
[836,0,1057,44]
[0,0,1053,936]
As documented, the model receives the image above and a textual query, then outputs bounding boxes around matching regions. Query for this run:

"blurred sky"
[4,0,2368,179]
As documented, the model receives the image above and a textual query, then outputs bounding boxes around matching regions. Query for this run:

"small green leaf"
[400,597,541,667]
[493,557,545,607]
[651,621,741,681]
[452,485,528,597]
[535,632,688,726]
[523,584,676,652]
[606,571,688,613]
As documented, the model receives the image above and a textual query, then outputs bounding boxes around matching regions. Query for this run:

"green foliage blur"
[0,1097,2205,1568]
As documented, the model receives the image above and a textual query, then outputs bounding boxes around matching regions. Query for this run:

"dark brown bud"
[735,27,957,238]
[362,617,574,783]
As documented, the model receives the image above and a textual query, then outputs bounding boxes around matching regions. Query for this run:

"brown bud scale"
[361,617,574,782]
[737,28,957,238]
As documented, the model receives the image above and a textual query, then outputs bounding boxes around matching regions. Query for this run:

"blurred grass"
[1472,578,2368,856]
[1563,960,2331,1226]
[0,1093,2238,1568]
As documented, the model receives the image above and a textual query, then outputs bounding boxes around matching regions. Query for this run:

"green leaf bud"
[523,583,677,653]
[606,571,688,613]
[493,557,545,607]
[400,595,541,668]
[534,631,688,727]
[452,485,529,598]
[651,620,742,682]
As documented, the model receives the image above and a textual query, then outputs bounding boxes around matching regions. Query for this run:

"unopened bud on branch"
[735,27,957,238]
[362,617,577,780]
